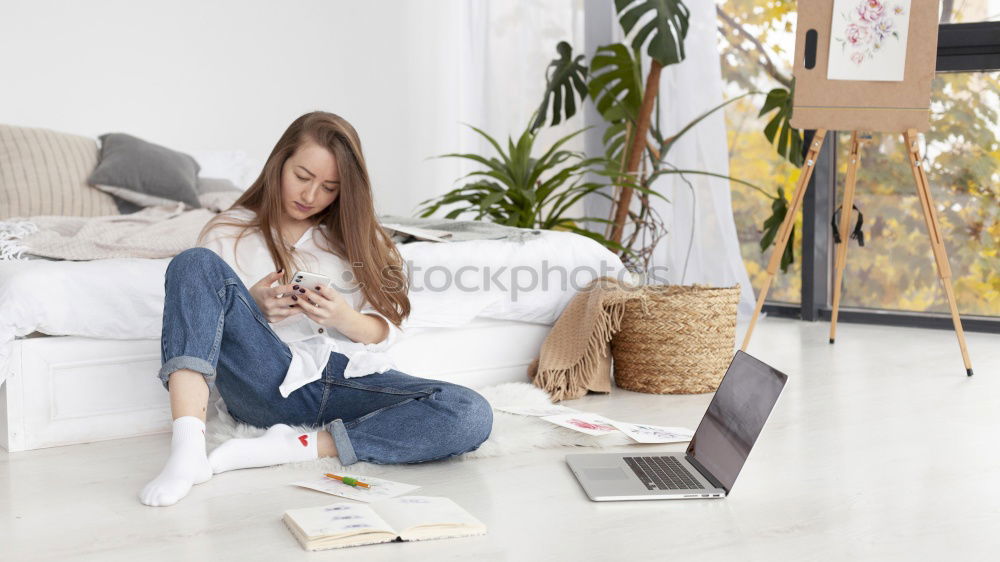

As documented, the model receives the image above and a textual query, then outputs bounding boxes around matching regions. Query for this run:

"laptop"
[566,351,787,501]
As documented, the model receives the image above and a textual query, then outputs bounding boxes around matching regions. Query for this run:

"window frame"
[762,20,1000,334]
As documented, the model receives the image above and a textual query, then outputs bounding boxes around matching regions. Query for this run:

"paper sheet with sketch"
[541,412,619,436]
[607,420,694,444]
[828,0,911,81]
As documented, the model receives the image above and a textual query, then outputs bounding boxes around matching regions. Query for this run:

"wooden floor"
[2,318,999,561]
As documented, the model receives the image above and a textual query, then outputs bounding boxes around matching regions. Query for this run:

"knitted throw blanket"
[0,209,545,262]
[2,203,215,261]
[527,276,643,402]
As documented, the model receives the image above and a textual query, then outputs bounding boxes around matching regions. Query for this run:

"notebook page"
[375,496,485,536]
[285,502,397,539]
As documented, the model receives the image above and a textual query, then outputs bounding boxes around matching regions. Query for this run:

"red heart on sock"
[299,434,309,447]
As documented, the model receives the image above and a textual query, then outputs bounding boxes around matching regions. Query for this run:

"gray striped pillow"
[0,124,120,220]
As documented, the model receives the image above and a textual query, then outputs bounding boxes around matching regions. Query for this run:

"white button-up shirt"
[198,207,402,397]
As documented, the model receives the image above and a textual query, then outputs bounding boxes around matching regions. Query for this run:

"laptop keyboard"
[624,456,706,491]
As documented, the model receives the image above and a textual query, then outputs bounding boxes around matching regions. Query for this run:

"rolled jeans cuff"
[159,355,217,391]
[326,418,358,466]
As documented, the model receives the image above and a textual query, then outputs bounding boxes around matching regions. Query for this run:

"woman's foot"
[209,424,319,473]
[139,416,213,507]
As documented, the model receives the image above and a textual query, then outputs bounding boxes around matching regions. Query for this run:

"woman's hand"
[296,284,354,330]
[249,270,302,323]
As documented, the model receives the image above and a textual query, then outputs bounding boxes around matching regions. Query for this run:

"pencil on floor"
[324,473,371,489]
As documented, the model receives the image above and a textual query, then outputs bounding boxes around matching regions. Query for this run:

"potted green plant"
[415,123,636,257]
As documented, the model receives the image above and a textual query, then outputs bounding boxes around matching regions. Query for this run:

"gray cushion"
[112,197,143,215]
[88,133,201,209]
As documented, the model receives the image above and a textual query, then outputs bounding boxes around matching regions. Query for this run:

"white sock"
[208,424,318,474]
[139,416,212,507]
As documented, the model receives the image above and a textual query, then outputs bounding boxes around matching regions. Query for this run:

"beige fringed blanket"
[527,276,642,401]
[3,203,215,261]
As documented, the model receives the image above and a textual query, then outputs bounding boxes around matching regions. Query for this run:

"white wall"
[0,0,469,217]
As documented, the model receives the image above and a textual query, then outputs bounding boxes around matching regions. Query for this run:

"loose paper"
[503,405,694,441]
[607,420,694,444]
[292,474,420,503]
[541,412,619,436]
[828,0,911,81]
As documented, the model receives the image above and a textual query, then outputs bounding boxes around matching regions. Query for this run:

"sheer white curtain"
[645,0,755,321]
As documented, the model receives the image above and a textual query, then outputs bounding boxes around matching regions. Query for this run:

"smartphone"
[291,270,335,290]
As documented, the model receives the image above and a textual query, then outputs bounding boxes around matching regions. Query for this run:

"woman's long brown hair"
[196,111,410,328]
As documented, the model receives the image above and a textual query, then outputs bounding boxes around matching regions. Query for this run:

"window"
[719,0,1000,331]
[835,71,1000,317]
[940,0,1000,23]
[718,0,801,304]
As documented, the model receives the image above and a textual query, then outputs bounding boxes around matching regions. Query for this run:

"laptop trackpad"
[585,467,629,481]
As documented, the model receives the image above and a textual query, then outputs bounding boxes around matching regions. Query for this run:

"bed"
[0,231,628,452]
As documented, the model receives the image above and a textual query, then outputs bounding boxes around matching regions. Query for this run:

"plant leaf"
[531,41,589,132]
[588,43,643,124]
[614,0,690,67]
[758,83,804,167]
[758,187,795,273]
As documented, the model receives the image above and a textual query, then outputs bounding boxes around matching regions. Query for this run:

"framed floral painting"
[828,0,912,81]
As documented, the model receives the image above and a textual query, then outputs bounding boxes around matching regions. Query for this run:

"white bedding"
[0,230,628,385]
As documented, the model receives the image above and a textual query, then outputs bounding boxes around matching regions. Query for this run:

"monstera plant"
[525,0,695,248]
[531,0,769,265]
[530,0,802,271]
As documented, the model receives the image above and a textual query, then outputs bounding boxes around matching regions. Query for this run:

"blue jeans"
[158,247,493,466]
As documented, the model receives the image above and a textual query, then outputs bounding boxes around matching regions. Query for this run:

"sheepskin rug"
[205,382,631,475]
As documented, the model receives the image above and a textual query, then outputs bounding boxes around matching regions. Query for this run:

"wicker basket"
[611,285,739,394]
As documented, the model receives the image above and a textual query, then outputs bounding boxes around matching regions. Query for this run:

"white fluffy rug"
[206,382,632,475]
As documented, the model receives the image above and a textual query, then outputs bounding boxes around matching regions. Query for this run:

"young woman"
[139,112,493,507]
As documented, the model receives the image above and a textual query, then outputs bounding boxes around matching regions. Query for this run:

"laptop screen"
[685,351,787,493]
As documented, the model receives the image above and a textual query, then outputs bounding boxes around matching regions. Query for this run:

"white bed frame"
[1,319,550,452]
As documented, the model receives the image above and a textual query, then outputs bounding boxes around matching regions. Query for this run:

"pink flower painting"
[856,0,886,22]
[567,418,616,432]
[833,0,907,66]
[844,23,871,46]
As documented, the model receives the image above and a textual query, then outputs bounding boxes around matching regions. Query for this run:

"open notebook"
[282,496,486,551]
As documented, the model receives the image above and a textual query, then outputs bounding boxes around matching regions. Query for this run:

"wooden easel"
[739,129,974,376]
[742,1,975,375]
